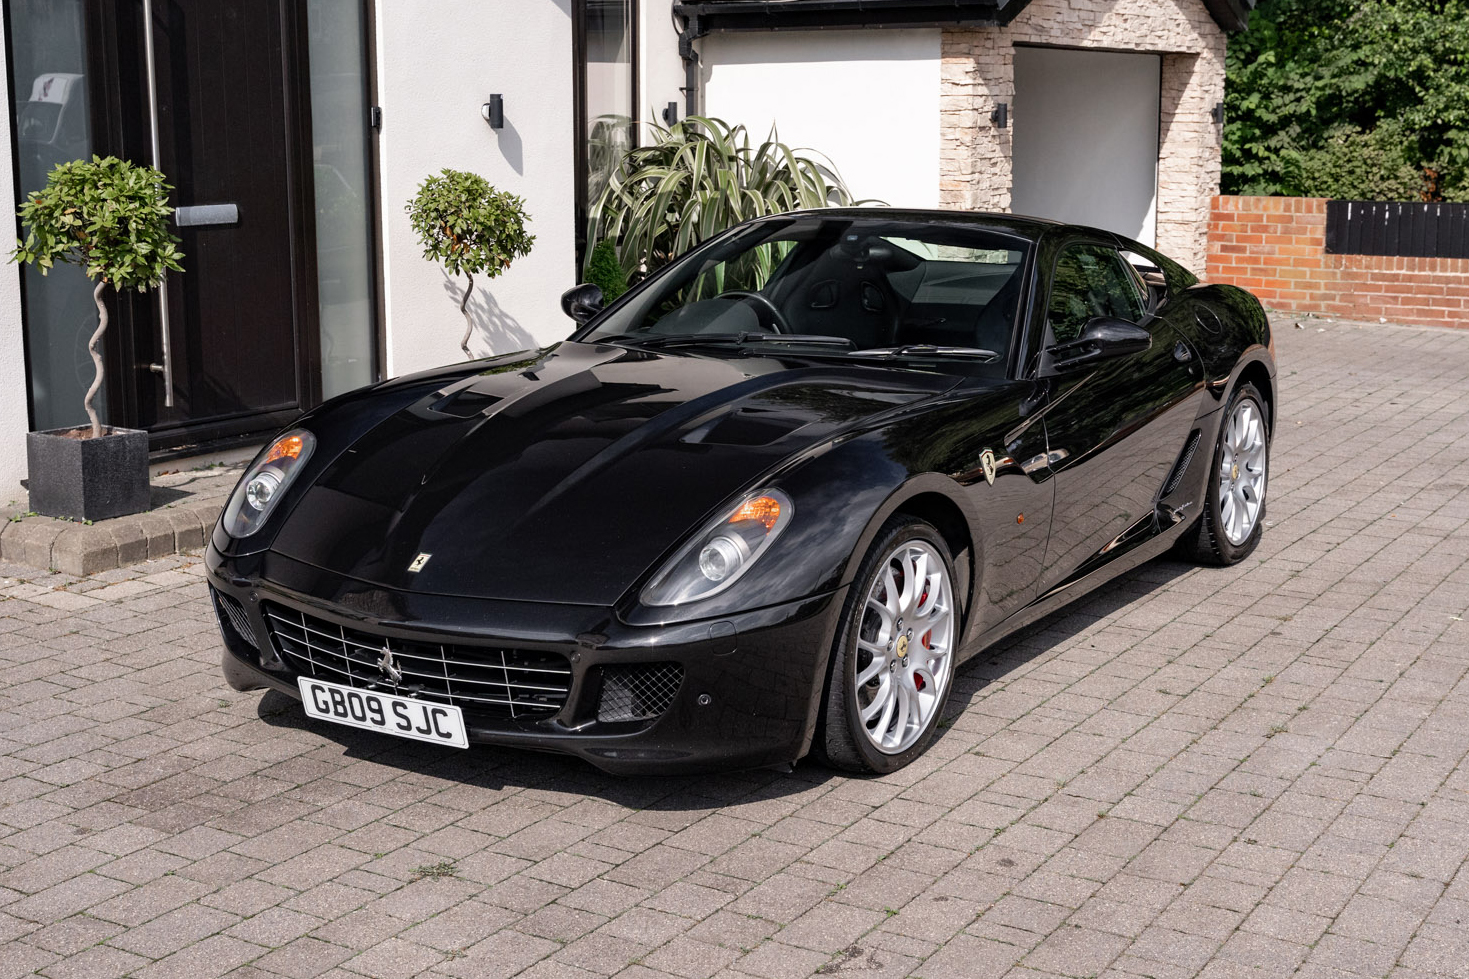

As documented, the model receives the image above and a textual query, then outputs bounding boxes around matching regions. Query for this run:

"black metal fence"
[1325,200,1469,259]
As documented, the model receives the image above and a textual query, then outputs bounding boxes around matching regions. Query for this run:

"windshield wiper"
[848,345,1000,361]
[612,332,855,350]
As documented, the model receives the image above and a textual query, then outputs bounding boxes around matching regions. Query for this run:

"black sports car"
[209,209,1274,775]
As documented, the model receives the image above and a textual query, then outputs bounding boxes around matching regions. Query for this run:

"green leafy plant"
[10,156,184,438]
[405,169,535,358]
[583,238,629,302]
[1223,0,1469,201]
[586,116,863,283]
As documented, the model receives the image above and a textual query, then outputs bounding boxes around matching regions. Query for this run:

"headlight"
[641,489,792,607]
[221,430,316,538]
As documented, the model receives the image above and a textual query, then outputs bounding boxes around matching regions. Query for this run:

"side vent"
[1162,429,1203,497]
[596,664,684,723]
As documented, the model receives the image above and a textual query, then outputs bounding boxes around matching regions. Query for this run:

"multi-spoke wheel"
[817,516,958,773]
[1180,382,1270,565]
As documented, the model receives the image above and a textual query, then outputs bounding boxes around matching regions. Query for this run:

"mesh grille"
[263,602,571,720]
[596,663,683,723]
[211,588,257,650]
[1163,429,1203,497]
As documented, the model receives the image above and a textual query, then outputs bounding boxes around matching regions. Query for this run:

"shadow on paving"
[249,555,1195,810]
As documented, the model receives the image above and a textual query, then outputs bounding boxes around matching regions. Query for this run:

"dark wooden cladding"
[1325,200,1469,259]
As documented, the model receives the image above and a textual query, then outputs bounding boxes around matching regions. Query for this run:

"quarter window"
[1047,244,1148,343]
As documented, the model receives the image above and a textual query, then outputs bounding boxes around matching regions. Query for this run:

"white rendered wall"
[701,30,940,209]
[0,17,31,495]
[376,0,579,376]
[1011,46,1162,245]
[639,2,685,128]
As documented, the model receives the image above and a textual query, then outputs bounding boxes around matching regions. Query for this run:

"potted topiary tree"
[405,169,534,358]
[10,155,184,522]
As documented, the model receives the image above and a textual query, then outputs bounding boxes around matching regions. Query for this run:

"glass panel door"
[307,0,378,398]
[8,0,98,432]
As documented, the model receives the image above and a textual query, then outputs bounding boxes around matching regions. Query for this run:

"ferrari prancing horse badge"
[980,449,997,486]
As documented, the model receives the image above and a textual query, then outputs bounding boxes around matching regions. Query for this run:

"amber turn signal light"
[730,496,782,531]
[264,435,306,465]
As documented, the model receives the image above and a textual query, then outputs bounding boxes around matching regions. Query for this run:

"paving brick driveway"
[3,316,1468,979]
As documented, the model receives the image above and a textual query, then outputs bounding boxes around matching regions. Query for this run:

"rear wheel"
[816,516,958,773]
[1180,382,1269,565]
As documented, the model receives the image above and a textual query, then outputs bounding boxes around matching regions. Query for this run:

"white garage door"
[1011,46,1161,245]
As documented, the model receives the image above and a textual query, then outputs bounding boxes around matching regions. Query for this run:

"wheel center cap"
[895,634,910,661]
[1231,463,1239,481]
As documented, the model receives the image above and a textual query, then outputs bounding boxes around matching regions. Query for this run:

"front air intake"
[211,588,257,651]
[596,663,684,723]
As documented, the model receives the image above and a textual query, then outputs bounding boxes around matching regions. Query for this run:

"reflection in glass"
[307,0,376,398]
[585,0,634,210]
[9,0,97,431]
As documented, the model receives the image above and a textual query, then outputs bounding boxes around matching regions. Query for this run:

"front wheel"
[816,517,958,773]
[1180,382,1270,565]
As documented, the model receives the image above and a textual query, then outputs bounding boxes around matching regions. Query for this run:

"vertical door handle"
[142,0,175,408]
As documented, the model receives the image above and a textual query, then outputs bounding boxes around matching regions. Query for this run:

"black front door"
[1037,240,1204,590]
[105,0,319,447]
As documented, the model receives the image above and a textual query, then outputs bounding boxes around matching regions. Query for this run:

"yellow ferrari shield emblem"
[895,634,910,660]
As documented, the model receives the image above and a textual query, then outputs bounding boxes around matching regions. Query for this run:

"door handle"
[142,0,175,408]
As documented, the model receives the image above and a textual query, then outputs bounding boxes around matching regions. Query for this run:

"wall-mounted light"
[662,101,679,126]
[990,101,1008,129]
[1211,101,1225,125]
[481,94,504,130]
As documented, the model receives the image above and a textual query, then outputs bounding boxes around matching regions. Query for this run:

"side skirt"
[957,516,1192,667]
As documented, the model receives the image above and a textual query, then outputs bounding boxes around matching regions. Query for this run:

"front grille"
[596,663,683,723]
[263,603,571,720]
[212,588,257,650]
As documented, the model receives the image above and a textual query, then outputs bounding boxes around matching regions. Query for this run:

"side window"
[1047,244,1148,343]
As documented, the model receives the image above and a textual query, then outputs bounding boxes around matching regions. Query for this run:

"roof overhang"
[673,0,1254,35]
[672,0,1028,35]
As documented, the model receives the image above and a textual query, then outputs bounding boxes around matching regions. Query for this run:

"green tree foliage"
[1223,0,1469,201]
[584,239,629,302]
[587,116,863,282]
[10,156,184,437]
[406,169,535,357]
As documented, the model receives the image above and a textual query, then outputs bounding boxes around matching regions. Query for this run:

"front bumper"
[207,545,847,775]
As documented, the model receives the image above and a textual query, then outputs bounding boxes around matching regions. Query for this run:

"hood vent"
[430,387,504,418]
[683,407,805,446]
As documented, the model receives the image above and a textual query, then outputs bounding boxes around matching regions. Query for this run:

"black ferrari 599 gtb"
[209,209,1274,775]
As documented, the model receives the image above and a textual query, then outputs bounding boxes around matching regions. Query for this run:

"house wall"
[0,18,30,494]
[375,0,579,378]
[940,0,1226,273]
[700,30,941,208]
[1207,196,1469,329]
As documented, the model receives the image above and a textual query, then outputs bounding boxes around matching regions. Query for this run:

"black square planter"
[26,426,150,522]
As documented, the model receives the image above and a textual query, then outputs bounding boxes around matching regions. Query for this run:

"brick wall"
[1207,196,1469,329]
[940,0,1226,272]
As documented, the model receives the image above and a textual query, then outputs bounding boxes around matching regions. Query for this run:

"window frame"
[572,0,638,279]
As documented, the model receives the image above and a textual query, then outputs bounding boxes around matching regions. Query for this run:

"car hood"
[272,340,959,604]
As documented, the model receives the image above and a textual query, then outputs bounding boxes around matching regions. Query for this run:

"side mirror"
[561,283,604,325]
[1044,317,1152,373]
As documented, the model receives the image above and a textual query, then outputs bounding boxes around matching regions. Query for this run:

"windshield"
[580,215,1031,364]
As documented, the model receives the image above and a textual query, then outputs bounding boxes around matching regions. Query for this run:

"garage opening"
[1011,46,1161,245]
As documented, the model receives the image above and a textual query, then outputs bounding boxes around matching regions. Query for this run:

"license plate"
[297,677,468,748]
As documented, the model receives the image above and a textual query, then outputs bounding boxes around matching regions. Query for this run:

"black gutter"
[1202,0,1255,32]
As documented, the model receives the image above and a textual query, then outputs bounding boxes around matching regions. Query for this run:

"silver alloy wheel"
[1219,397,1268,545]
[852,540,955,754]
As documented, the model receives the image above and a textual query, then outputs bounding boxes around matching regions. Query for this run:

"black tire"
[815,515,959,774]
[1179,381,1270,566]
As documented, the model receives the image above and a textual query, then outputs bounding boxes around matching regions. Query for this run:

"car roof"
[775,207,1068,243]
